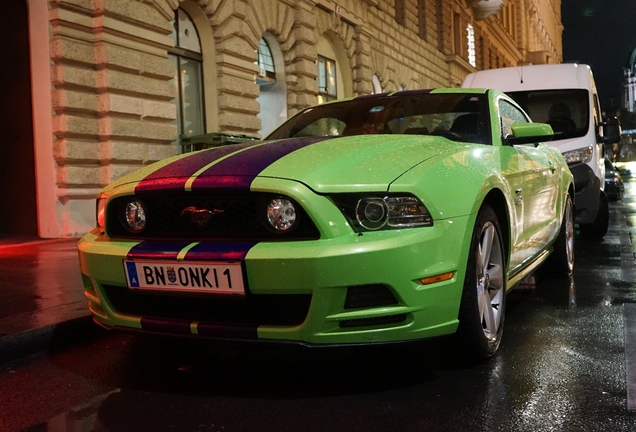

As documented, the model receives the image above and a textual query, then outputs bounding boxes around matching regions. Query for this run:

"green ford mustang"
[78,88,574,360]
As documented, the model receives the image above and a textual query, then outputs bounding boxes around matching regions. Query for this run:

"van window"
[503,89,589,141]
[593,93,601,127]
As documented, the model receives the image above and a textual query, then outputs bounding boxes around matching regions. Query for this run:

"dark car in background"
[605,158,625,201]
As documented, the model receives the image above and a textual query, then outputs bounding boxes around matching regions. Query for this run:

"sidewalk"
[0,238,92,363]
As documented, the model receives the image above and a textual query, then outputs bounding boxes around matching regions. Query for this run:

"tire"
[545,194,575,277]
[579,190,609,239]
[456,205,506,361]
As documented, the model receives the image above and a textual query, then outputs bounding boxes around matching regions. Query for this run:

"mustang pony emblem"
[181,206,224,227]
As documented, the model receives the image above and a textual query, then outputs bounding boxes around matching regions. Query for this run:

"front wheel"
[456,205,506,361]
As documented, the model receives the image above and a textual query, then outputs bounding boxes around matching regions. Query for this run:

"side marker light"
[419,271,454,285]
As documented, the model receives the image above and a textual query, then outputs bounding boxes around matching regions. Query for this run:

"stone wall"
[49,0,178,234]
[43,0,563,236]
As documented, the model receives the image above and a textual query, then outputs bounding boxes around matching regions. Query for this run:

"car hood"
[108,135,471,195]
[256,135,467,192]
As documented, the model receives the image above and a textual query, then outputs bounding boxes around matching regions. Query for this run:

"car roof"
[319,87,490,106]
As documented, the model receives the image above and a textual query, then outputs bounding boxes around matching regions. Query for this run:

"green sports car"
[78,88,574,360]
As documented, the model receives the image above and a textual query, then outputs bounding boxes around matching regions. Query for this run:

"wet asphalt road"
[3,181,636,432]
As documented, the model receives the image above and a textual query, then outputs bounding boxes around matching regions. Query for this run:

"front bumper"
[78,213,474,346]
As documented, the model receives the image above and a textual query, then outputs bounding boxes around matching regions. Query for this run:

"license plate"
[123,259,245,295]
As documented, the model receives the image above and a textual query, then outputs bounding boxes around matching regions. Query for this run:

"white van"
[463,63,621,238]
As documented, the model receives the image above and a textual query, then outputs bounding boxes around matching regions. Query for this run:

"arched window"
[256,38,275,85]
[317,56,337,104]
[169,9,205,150]
[372,74,383,94]
[255,36,287,137]
[316,33,351,103]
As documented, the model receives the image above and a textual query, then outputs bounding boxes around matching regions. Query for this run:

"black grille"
[102,284,312,326]
[339,314,407,328]
[106,192,320,241]
[344,284,399,309]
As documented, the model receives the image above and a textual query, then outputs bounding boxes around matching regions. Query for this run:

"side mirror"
[600,116,622,145]
[505,122,554,146]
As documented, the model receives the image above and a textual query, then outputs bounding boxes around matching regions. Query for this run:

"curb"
[0,315,98,364]
[0,237,80,249]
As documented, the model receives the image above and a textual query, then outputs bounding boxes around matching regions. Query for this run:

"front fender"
[389,145,514,221]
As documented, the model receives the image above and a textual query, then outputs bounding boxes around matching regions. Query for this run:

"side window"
[291,118,345,137]
[499,99,529,138]
[593,93,601,127]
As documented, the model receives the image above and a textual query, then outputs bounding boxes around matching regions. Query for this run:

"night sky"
[561,0,636,111]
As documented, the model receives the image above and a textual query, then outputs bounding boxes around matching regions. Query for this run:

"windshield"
[266,92,492,145]
[504,89,589,141]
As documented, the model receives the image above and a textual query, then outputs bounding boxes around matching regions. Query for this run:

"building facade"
[624,47,636,113]
[9,0,562,238]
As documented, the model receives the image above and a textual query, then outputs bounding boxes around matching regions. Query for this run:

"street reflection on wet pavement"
[0,239,86,336]
[8,174,636,432]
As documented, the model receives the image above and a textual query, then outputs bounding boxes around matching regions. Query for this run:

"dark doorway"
[0,0,38,236]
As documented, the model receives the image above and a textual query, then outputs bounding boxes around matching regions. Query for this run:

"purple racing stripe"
[126,241,255,261]
[134,141,260,194]
[127,241,192,260]
[140,317,192,335]
[184,242,256,261]
[190,137,328,191]
[197,322,258,339]
[139,317,258,339]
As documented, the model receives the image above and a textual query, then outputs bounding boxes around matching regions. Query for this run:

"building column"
[285,0,319,116]
[352,26,373,95]
[213,0,261,135]
[28,0,58,237]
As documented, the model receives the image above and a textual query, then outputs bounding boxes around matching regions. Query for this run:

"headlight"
[385,196,432,228]
[562,146,593,165]
[265,197,297,232]
[334,194,433,232]
[356,198,388,230]
[96,197,107,233]
[123,200,146,233]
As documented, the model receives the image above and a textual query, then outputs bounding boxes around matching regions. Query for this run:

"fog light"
[266,198,297,232]
[124,200,146,233]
